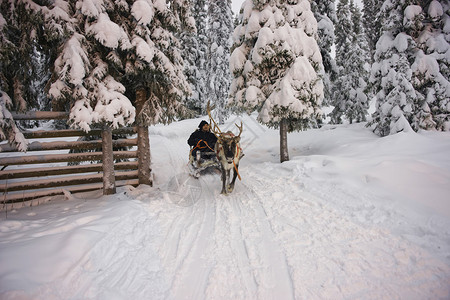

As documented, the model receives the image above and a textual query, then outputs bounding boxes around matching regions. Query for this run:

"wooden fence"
[0,111,151,205]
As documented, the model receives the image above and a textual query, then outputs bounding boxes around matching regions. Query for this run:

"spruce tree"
[45,0,193,129]
[330,0,353,124]
[0,0,56,150]
[368,0,421,136]
[0,0,49,113]
[411,0,450,131]
[311,0,338,106]
[362,0,383,63]
[229,0,323,162]
[348,1,370,123]
[180,0,208,115]
[330,0,369,124]
[207,0,233,124]
[124,0,194,125]
[47,0,135,132]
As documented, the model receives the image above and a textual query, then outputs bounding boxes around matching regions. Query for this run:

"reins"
[190,139,215,156]
[216,142,242,181]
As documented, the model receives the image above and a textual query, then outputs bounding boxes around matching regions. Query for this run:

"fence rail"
[0,138,137,152]
[1,112,151,205]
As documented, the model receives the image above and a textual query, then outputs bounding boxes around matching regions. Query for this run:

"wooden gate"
[0,112,150,206]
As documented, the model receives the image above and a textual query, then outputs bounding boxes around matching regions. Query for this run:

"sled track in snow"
[31,162,449,299]
[166,173,296,299]
[241,164,450,299]
[154,163,450,299]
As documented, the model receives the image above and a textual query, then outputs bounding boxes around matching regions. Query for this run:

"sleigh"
[188,102,244,194]
[188,149,221,178]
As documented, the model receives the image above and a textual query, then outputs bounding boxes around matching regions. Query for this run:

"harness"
[215,136,242,181]
[190,139,215,155]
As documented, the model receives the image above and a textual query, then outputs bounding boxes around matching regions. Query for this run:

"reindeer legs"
[221,167,237,195]
[221,166,227,194]
[228,163,239,193]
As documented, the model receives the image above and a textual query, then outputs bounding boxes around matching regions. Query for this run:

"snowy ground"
[1,115,450,299]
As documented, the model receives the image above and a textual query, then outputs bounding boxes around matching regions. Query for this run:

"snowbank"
[1,115,449,299]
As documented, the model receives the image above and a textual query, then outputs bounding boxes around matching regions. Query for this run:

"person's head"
[198,120,210,132]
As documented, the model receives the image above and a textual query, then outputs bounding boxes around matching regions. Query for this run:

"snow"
[87,13,129,49]
[0,93,28,152]
[0,13,6,29]
[153,0,166,12]
[132,36,155,63]
[428,0,444,19]
[131,0,154,25]
[91,77,136,129]
[403,5,422,25]
[229,45,246,74]
[57,34,88,86]
[77,0,103,18]
[1,115,449,299]
[393,32,409,53]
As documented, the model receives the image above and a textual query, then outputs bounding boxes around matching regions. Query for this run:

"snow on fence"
[0,112,151,205]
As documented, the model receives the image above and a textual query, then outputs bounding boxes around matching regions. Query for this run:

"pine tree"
[0,91,27,151]
[47,0,135,132]
[180,0,208,115]
[331,0,369,124]
[0,0,55,150]
[330,0,353,124]
[46,0,194,129]
[411,0,450,131]
[0,0,47,113]
[368,0,421,136]
[348,1,370,123]
[123,0,194,126]
[311,0,338,106]
[229,0,324,162]
[362,0,383,63]
[207,0,233,124]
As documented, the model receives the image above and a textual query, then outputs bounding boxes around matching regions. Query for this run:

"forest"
[0,0,449,156]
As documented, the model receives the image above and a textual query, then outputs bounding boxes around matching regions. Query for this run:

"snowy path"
[1,118,449,299]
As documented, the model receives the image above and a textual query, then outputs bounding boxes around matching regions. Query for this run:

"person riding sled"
[188,120,217,161]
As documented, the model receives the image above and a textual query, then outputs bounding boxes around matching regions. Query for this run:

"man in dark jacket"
[188,120,218,160]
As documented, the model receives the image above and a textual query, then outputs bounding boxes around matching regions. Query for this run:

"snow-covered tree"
[46,0,194,129]
[0,0,56,149]
[207,0,233,124]
[46,1,135,132]
[330,0,369,124]
[123,0,195,126]
[0,91,27,151]
[180,0,208,115]
[330,0,352,123]
[411,0,450,131]
[368,0,421,136]
[311,0,338,106]
[1,0,41,113]
[362,0,383,63]
[229,0,324,162]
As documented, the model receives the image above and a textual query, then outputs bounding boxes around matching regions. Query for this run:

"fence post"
[136,88,153,186]
[102,126,116,194]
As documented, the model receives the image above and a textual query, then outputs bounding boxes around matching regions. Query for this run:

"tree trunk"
[280,118,289,163]
[102,126,116,195]
[136,88,153,186]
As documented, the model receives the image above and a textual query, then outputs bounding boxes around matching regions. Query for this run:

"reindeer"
[207,103,244,195]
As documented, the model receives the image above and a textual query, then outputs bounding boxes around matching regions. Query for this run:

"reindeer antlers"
[207,101,243,139]
[235,122,243,138]
[207,101,222,138]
